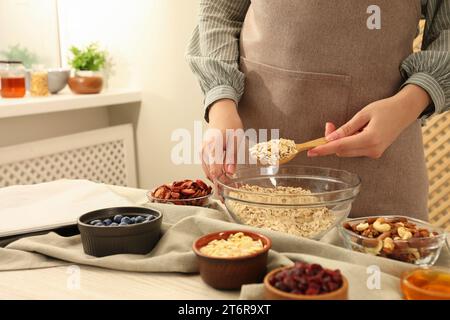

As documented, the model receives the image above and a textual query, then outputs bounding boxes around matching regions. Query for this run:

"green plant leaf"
[68,43,108,71]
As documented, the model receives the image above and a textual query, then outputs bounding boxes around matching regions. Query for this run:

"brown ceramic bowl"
[78,207,162,257]
[68,75,103,94]
[193,230,272,290]
[264,267,349,300]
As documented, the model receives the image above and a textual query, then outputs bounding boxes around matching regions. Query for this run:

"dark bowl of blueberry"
[78,207,162,257]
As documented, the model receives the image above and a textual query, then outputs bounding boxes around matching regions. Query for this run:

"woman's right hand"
[202,99,243,182]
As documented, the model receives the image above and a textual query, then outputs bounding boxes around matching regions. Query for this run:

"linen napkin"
[0,180,134,238]
[0,201,448,300]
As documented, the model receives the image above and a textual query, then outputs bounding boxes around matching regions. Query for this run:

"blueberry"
[103,219,112,226]
[95,222,105,227]
[121,217,131,225]
[113,215,123,224]
[135,216,145,224]
[90,220,101,225]
[110,223,119,227]
[130,217,136,224]
[119,222,128,226]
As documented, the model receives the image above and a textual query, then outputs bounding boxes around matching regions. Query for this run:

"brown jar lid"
[0,60,23,64]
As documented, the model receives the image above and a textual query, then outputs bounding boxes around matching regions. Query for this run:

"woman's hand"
[308,84,431,159]
[202,99,243,181]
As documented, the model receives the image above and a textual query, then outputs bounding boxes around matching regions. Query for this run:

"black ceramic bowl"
[78,207,162,257]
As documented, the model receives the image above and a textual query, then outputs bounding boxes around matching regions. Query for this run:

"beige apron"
[238,0,429,220]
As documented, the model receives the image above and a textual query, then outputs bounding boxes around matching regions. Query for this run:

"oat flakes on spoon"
[250,137,327,165]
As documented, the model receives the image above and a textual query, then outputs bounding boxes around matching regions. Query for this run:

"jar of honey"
[0,61,26,98]
[402,268,450,300]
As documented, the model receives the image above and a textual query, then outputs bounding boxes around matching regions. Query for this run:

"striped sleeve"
[186,0,250,121]
[401,0,450,121]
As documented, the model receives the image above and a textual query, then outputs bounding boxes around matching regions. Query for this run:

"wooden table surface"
[0,265,240,300]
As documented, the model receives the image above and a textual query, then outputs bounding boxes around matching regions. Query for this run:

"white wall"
[58,0,204,189]
[0,0,60,68]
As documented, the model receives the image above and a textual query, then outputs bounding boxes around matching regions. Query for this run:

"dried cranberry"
[305,283,321,295]
[310,264,323,274]
[275,281,289,292]
[271,263,343,296]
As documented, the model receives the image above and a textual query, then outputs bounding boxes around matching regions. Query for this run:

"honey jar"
[402,268,450,300]
[0,61,26,98]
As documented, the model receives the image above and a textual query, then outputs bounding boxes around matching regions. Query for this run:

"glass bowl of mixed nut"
[217,166,361,240]
[148,179,213,207]
[339,216,447,266]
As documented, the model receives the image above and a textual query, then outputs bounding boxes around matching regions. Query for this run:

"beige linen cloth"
[0,185,448,300]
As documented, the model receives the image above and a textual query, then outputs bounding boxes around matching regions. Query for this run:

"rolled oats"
[228,185,335,238]
[250,139,297,165]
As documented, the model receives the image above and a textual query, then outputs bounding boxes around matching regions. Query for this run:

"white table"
[0,266,239,300]
[0,184,240,300]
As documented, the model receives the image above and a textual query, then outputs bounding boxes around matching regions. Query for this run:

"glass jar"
[30,67,49,97]
[0,61,26,98]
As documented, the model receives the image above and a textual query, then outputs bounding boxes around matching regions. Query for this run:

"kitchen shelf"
[0,89,142,119]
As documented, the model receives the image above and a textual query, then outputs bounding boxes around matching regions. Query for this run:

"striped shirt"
[186,0,450,122]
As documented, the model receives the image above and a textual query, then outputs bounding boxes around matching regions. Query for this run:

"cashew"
[407,248,421,261]
[364,240,383,255]
[394,237,401,241]
[356,223,370,232]
[373,218,391,233]
[383,237,395,253]
[398,227,413,240]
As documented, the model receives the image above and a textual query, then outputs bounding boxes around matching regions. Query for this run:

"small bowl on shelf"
[78,206,162,257]
[338,216,447,266]
[401,268,450,300]
[264,264,349,300]
[68,70,103,94]
[193,230,272,290]
[48,68,70,94]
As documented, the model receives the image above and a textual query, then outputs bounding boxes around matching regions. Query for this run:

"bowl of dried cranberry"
[148,179,213,207]
[264,262,348,300]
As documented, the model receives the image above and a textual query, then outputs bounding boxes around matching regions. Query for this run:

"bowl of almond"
[338,216,447,266]
[148,179,213,207]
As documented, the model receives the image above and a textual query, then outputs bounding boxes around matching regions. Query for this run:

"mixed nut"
[269,262,344,295]
[150,179,213,206]
[343,217,441,264]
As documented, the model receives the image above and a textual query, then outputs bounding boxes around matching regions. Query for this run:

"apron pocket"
[239,57,352,142]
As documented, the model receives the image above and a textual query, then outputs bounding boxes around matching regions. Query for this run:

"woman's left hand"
[308,84,431,159]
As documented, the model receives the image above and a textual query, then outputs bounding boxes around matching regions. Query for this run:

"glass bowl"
[401,268,450,300]
[147,191,213,207]
[217,165,361,240]
[338,216,447,266]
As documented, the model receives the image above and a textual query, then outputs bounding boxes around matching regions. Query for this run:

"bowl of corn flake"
[217,166,361,240]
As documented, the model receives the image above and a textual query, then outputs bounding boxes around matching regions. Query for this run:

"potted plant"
[67,43,108,94]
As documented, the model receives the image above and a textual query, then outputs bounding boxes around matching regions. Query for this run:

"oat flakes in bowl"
[217,166,361,240]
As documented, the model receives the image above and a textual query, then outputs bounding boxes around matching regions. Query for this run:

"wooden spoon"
[277,137,328,165]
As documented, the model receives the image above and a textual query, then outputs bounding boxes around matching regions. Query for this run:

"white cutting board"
[0,180,134,238]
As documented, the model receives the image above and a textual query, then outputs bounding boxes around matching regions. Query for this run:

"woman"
[186,0,449,220]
